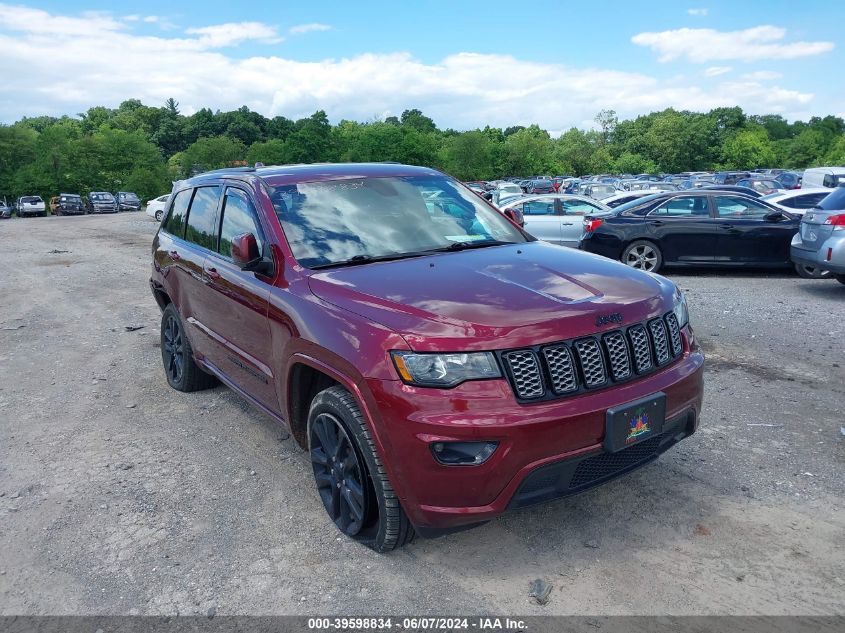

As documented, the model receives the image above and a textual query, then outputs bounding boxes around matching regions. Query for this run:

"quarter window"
[185,186,222,250]
[163,189,191,237]
[219,189,264,258]
[714,196,771,219]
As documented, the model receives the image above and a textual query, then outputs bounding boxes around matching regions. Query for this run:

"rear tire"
[836,274,845,286]
[160,304,217,392]
[795,263,832,279]
[622,240,663,273]
[308,386,415,552]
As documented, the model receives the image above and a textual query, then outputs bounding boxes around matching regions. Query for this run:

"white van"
[802,166,845,189]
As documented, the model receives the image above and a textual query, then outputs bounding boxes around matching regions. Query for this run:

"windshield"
[91,193,114,202]
[21,196,42,203]
[120,192,140,201]
[271,176,528,269]
[612,193,664,214]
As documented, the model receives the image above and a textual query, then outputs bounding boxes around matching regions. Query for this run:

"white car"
[491,183,523,206]
[499,194,609,247]
[761,188,831,215]
[17,195,46,217]
[145,194,170,222]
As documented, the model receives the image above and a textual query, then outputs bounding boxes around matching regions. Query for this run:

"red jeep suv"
[150,163,704,551]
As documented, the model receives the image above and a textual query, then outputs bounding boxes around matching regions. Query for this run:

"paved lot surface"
[0,213,843,616]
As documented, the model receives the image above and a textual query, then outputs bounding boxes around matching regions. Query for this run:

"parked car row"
[0,191,144,218]
[463,174,845,285]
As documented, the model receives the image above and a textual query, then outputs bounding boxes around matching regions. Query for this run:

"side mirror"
[231,233,261,269]
[764,211,784,222]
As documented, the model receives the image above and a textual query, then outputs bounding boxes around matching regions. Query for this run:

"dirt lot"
[0,213,843,616]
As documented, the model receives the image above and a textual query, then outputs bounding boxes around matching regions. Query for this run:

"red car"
[150,163,704,551]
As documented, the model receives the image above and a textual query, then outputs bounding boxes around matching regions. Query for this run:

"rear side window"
[219,189,264,259]
[164,189,191,237]
[185,186,222,250]
[563,199,602,215]
[650,196,709,217]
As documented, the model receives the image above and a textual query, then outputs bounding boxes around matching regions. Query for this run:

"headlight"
[673,286,689,328]
[391,351,501,388]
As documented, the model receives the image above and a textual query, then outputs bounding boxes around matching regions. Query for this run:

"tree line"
[2,98,844,204]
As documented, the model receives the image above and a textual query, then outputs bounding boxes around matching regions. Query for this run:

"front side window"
[163,188,192,237]
[522,200,556,216]
[185,186,221,250]
[219,189,264,259]
[650,196,709,217]
[270,176,527,269]
[715,196,771,219]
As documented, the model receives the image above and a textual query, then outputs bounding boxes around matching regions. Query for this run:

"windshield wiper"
[425,240,515,253]
[310,251,429,270]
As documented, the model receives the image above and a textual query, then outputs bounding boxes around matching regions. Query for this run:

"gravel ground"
[0,213,843,616]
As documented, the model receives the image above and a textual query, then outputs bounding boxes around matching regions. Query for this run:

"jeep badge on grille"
[595,313,623,326]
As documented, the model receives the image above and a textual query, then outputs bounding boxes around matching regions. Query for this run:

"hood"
[308,241,674,352]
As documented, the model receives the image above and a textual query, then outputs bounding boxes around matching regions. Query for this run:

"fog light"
[430,441,498,466]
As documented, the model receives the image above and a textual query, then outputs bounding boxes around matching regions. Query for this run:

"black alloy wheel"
[162,311,184,386]
[309,412,370,536]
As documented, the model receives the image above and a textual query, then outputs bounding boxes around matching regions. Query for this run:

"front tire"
[795,263,832,279]
[160,304,217,392]
[836,274,845,286]
[308,386,415,552]
[622,240,663,273]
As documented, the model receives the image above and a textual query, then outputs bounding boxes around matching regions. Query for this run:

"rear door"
[171,185,223,360]
[199,185,278,414]
[644,195,717,263]
[713,195,798,264]
[518,198,562,244]
[560,197,607,247]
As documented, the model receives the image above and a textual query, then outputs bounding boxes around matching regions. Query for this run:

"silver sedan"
[499,194,610,247]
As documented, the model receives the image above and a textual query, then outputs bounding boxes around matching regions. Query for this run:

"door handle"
[648,220,663,226]
[204,266,221,281]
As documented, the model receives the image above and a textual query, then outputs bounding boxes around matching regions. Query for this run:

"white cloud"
[289,23,332,35]
[0,4,823,128]
[742,70,783,81]
[633,25,834,62]
[687,8,708,16]
[704,66,732,76]
[185,22,283,48]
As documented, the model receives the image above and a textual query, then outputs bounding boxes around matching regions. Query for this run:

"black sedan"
[579,191,800,273]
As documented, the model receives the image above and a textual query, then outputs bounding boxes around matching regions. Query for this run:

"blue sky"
[1,1,841,130]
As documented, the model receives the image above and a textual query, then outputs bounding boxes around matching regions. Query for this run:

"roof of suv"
[188,162,443,188]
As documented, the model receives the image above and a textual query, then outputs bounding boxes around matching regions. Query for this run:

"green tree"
[179,136,246,176]
[720,128,776,169]
[247,139,288,165]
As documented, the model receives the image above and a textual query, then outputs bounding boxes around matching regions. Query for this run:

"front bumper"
[367,331,705,531]
[791,233,845,274]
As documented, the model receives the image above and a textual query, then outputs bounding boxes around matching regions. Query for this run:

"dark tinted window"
[163,189,191,237]
[185,186,221,250]
[219,189,264,258]
[818,186,845,211]
[783,193,827,209]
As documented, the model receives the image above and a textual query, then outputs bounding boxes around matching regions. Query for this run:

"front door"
[200,186,278,414]
[713,195,797,264]
[644,195,718,264]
